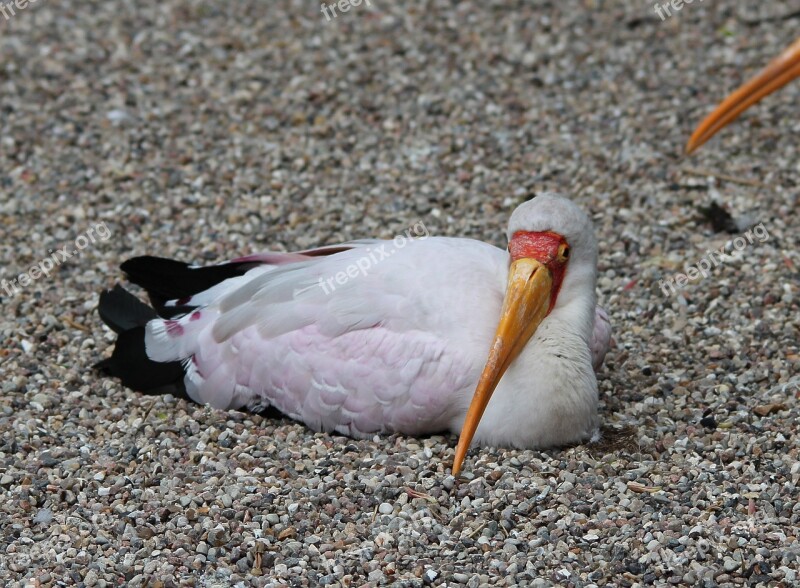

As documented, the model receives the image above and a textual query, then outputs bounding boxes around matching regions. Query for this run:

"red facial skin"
[508,231,569,312]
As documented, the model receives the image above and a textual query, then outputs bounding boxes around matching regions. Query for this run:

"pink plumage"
[98,194,612,451]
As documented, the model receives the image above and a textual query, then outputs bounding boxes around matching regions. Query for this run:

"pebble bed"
[1,0,798,586]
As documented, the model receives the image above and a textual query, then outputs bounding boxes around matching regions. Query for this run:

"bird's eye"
[559,245,570,261]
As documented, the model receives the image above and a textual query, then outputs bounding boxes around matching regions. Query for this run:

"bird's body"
[98,195,611,467]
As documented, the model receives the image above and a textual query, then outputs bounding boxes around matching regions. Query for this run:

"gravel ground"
[1,0,799,586]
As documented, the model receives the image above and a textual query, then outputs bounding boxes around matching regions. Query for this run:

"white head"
[506,192,599,310]
[453,193,599,474]
[507,192,598,268]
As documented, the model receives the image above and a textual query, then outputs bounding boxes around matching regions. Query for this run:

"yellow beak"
[686,37,800,154]
[452,258,553,476]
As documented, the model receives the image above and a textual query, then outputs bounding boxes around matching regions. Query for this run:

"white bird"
[97,193,612,474]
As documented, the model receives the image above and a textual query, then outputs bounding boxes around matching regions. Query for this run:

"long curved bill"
[686,38,800,154]
[452,258,553,476]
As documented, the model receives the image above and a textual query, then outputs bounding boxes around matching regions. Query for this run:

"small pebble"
[378,503,393,515]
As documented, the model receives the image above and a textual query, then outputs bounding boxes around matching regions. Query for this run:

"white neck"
[468,271,599,448]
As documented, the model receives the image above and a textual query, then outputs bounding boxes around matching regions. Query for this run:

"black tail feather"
[98,285,157,334]
[95,327,187,396]
[97,255,263,401]
[95,284,188,398]
[120,256,255,314]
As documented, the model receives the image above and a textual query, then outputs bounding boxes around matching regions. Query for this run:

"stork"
[97,194,612,475]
